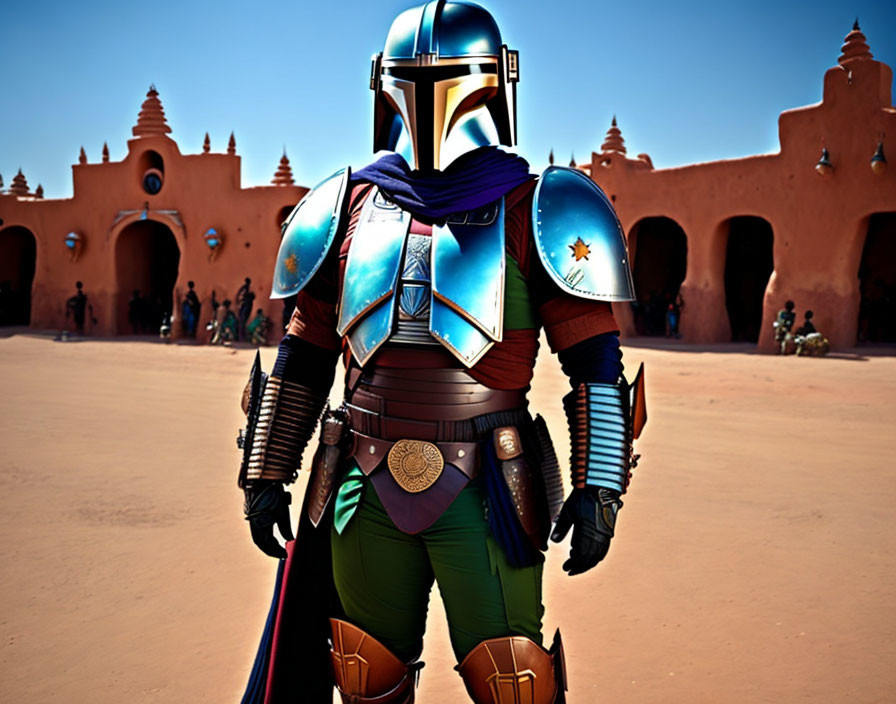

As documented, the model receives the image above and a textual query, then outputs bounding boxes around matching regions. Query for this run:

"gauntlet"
[238,352,329,487]
[551,365,646,575]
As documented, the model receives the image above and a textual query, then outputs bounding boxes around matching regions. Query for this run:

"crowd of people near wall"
[204,277,273,347]
[43,277,278,346]
[35,277,892,351]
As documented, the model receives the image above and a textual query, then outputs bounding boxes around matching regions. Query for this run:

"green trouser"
[331,476,544,664]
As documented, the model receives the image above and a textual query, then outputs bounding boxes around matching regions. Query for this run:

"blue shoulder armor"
[271,167,350,299]
[531,166,635,301]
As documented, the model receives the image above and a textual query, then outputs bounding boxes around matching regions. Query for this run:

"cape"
[241,488,342,704]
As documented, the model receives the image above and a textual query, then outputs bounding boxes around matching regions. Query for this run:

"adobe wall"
[0,93,305,339]
[593,26,896,351]
[3,26,895,352]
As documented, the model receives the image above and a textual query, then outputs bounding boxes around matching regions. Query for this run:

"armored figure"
[238,2,646,702]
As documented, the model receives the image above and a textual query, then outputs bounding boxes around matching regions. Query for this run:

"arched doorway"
[0,226,37,326]
[723,216,774,342]
[857,212,896,344]
[115,219,180,334]
[629,217,688,336]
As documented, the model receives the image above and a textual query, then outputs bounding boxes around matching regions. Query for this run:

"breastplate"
[336,188,506,367]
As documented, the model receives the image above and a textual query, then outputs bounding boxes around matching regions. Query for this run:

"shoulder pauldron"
[531,166,635,301]
[271,168,351,299]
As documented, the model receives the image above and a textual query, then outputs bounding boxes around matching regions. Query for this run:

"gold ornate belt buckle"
[387,439,444,493]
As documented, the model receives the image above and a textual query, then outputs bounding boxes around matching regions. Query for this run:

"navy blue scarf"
[353,147,533,220]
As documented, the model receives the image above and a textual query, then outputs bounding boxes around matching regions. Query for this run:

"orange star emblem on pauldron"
[569,237,591,261]
[283,253,298,274]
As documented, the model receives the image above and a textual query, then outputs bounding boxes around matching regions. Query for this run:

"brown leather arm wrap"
[244,377,328,485]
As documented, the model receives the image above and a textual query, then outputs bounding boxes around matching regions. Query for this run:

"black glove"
[243,481,295,559]
[550,487,622,576]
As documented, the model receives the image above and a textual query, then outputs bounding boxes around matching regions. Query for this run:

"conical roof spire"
[838,19,873,65]
[10,168,29,196]
[600,115,627,155]
[102,142,109,163]
[203,133,210,154]
[132,84,172,137]
[0,173,4,190]
[548,148,554,166]
[272,150,296,186]
[227,132,237,155]
[569,153,577,168]
[35,184,44,199]
[79,147,87,165]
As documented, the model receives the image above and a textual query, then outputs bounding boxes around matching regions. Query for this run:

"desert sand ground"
[1,332,894,703]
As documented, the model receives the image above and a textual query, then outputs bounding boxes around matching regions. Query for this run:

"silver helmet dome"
[371,0,519,172]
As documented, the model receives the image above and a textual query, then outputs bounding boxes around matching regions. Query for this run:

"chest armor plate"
[336,188,506,367]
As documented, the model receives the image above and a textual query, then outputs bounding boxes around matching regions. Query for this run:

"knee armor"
[458,630,567,704]
[330,619,419,704]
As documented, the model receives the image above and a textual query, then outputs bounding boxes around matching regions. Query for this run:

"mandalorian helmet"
[371,0,519,172]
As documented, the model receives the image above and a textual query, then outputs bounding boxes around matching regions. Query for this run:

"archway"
[115,219,180,334]
[723,216,774,342]
[857,212,896,344]
[0,226,37,326]
[629,217,688,336]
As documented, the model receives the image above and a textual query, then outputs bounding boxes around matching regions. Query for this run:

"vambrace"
[241,376,328,486]
[563,377,638,495]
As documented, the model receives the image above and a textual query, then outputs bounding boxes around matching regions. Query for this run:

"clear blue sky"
[1,0,893,198]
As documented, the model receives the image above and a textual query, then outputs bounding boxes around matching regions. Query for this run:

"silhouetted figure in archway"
[182,280,201,338]
[665,292,684,338]
[236,277,255,341]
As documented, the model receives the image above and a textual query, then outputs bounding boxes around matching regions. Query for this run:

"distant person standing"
[665,292,684,339]
[673,292,684,338]
[65,281,94,335]
[236,277,255,341]
[182,281,201,338]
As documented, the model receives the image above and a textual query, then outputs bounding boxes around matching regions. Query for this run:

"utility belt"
[308,365,561,555]
[347,376,528,533]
